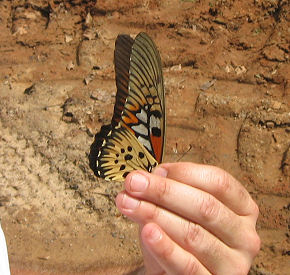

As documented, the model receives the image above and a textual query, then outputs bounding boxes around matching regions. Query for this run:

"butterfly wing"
[89,32,165,181]
[91,124,158,181]
[119,32,165,163]
[111,34,134,128]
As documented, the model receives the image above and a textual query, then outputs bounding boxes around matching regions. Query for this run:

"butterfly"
[89,32,165,181]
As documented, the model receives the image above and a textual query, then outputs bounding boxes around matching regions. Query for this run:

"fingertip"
[141,223,163,245]
[115,191,125,209]
[124,170,140,191]
[152,166,168,178]
[125,171,149,193]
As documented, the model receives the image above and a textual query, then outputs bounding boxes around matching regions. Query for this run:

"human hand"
[116,162,260,274]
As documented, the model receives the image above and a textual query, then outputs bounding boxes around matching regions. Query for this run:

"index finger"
[154,162,258,218]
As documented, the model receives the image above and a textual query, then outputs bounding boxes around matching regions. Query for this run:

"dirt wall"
[0,0,289,274]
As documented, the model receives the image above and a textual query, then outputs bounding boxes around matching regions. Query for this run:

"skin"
[115,162,261,275]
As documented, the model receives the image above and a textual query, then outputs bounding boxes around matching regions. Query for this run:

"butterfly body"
[89,32,165,181]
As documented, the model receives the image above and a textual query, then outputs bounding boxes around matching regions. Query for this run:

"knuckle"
[208,237,223,259]
[160,240,174,260]
[238,188,249,205]
[251,201,260,219]
[246,231,261,256]
[153,176,170,202]
[238,228,261,256]
[238,188,258,217]
[184,222,203,247]
[214,168,232,195]
[184,257,200,274]
[199,193,219,220]
[146,204,160,221]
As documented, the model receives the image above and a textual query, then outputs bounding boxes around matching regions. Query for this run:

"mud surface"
[0,0,289,274]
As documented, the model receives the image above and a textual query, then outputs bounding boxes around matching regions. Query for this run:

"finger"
[123,170,253,249]
[116,192,258,274]
[155,162,259,219]
[138,225,164,275]
[141,223,211,275]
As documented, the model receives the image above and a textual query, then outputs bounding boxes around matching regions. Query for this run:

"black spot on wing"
[125,154,133,161]
[151,110,162,118]
[152,127,161,137]
[123,172,129,178]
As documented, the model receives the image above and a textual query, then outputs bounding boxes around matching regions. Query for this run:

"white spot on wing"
[132,124,148,136]
[136,109,148,123]
[138,136,152,152]
[150,116,160,130]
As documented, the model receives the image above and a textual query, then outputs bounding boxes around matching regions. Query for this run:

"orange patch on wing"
[150,134,162,163]
[126,97,147,112]
[122,111,138,125]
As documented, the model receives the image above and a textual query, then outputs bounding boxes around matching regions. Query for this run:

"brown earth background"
[0,0,289,274]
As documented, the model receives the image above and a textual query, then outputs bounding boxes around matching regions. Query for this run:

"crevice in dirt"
[258,120,290,129]
[236,115,249,170]
[280,144,289,176]
[15,40,63,48]
[270,0,288,22]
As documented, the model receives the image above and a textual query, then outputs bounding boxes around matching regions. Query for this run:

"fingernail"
[129,173,148,192]
[153,166,168,178]
[149,227,162,242]
[121,194,140,210]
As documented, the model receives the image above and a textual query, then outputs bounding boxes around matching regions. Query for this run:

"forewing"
[120,32,165,163]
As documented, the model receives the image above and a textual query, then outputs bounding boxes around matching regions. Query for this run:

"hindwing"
[91,124,158,181]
